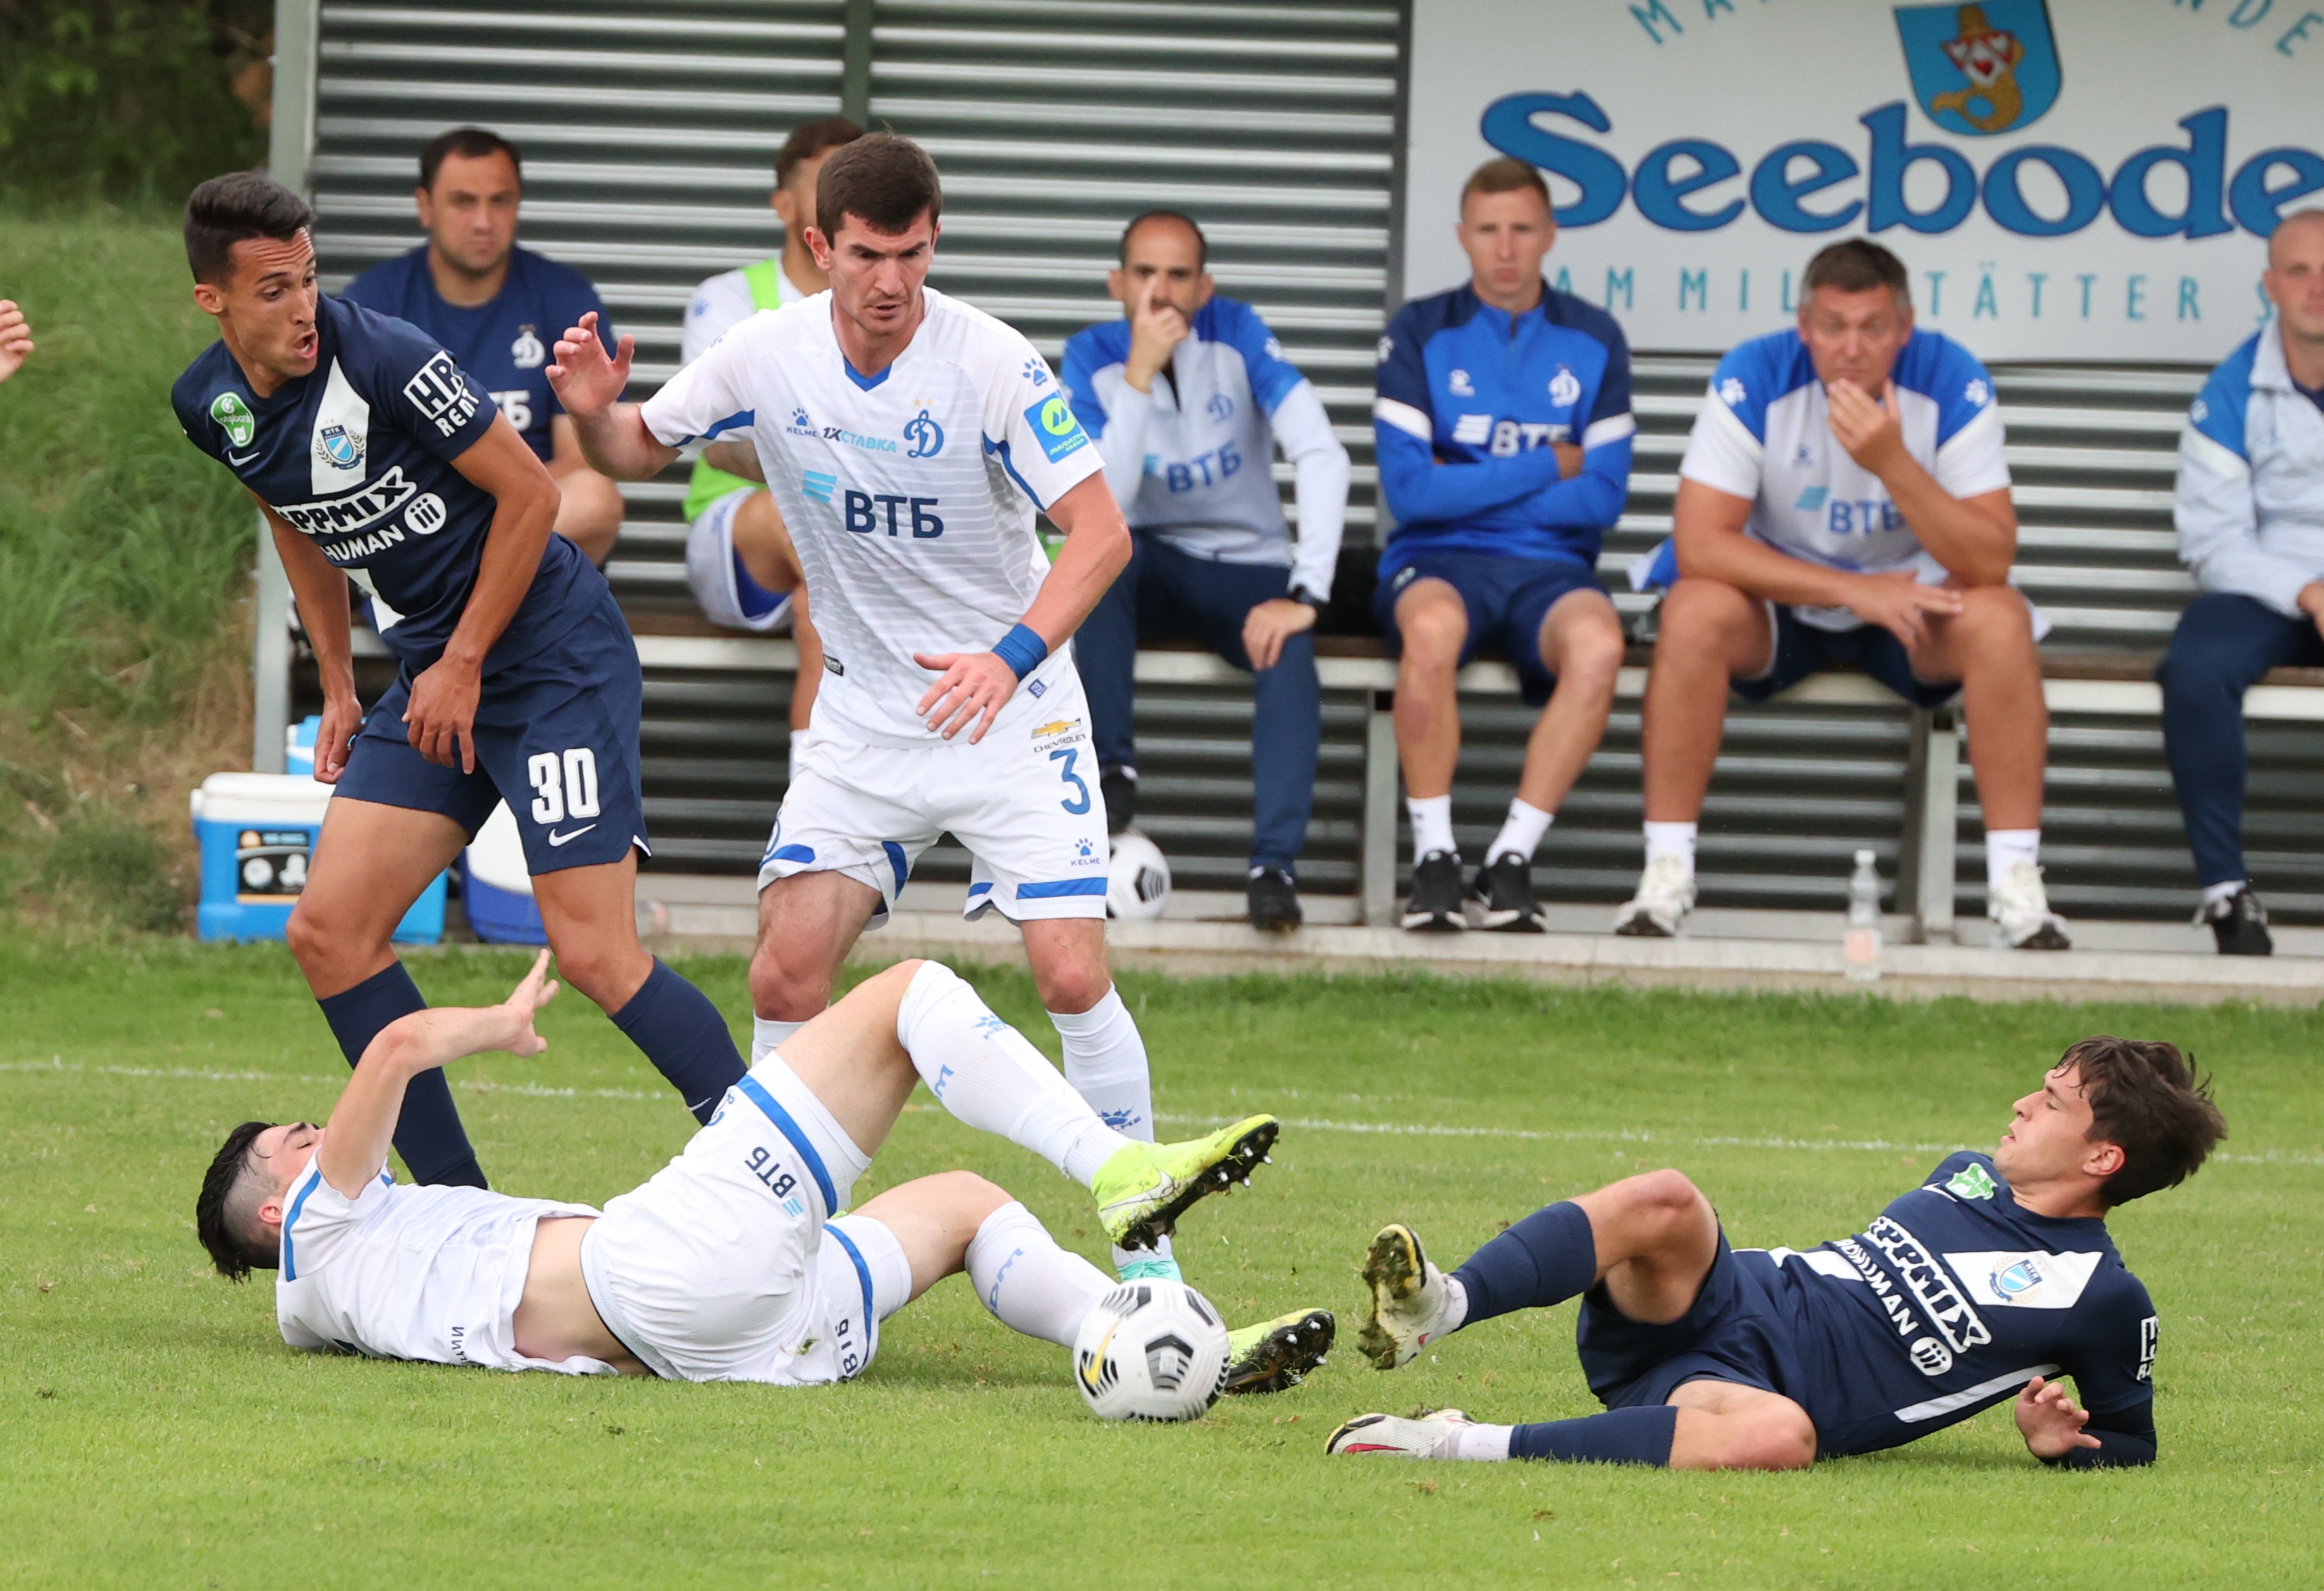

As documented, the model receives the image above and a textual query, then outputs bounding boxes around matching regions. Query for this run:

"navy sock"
[613,958,746,1123]
[1450,1200,1597,1326]
[316,962,485,1189]
[1509,1405,1678,1466]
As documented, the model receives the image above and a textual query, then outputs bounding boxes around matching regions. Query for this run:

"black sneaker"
[1247,865,1303,932]
[1400,850,1466,932]
[1467,853,1545,932]
[2198,885,2273,956]
[1100,767,1136,836]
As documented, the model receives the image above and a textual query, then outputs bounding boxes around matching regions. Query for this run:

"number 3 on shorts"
[1050,747,1090,815]
[528,748,602,825]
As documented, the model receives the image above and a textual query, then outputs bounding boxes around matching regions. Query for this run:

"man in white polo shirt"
[1616,238,2067,951]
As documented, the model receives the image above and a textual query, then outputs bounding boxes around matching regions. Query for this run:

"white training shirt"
[680,262,810,366]
[1678,327,2011,631]
[641,286,1107,748]
[275,1158,618,1375]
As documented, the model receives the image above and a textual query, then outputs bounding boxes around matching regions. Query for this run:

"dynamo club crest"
[1893,1,2061,137]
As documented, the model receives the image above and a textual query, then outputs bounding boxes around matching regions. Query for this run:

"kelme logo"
[1894,1,2061,137]
[211,392,256,449]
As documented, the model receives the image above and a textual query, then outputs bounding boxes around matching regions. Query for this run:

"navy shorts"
[336,588,647,874]
[1577,1232,1802,1411]
[1732,604,1960,709]
[1374,549,1605,707]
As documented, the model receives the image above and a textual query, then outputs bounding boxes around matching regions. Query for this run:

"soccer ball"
[1071,1280,1230,1422]
[1107,831,1172,921]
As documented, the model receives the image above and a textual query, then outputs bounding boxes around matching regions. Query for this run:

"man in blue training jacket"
[344,127,625,567]
[1372,158,1634,934]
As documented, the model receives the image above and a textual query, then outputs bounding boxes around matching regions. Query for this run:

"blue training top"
[172,293,603,671]
[1371,280,1634,575]
[342,244,612,463]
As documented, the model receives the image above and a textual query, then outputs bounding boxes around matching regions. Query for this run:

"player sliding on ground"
[194,953,1331,1395]
[1329,1038,2223,1469]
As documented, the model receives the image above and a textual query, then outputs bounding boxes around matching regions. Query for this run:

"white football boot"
[1988,859,2072,950]
[1613,853,1696,937]
[1326,1407,1474,1459]
[1357,1222,1454,1370]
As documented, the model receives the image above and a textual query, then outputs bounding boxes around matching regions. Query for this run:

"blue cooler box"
[462,801,547,945]
[191,770,446,944]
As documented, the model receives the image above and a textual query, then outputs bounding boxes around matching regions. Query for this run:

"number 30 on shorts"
[527,748,602,825]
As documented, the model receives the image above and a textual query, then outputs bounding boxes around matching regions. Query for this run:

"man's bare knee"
[1717,1407,1817,1471]
[1659,577,1755,639]
[1033,959,1109,1015]
[932,1169,1012,1221]
[1553,616,1626,695]
[750,946,835,1022]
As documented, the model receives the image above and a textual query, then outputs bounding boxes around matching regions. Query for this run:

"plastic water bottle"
[1844,848,1882,982]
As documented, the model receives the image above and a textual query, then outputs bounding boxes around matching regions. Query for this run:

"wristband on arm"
[992,622,1050,681]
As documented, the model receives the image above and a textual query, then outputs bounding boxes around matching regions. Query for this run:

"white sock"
[964,1199,1114,1348]
[1487,798,1553,865]
[2201,878,2245,908]
[894,962,1131,1185]
[751,1015,806,1065]
[1643,821,1697,872]
[1986,828,2040,891]
[1439,1274,1470,1335]
[1048,989,1173,1269]
[1408,793,1455,859]
[1450,1422,1515,1461]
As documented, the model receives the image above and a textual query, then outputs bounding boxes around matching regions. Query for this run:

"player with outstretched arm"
[194,952,1328,1397]
[1330,1036,2220,1469]
[170,173,748,1191]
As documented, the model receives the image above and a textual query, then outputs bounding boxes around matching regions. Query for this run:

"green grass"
[4,946,2319,1588]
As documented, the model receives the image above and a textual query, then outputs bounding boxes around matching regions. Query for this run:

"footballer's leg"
[1328,1383,1812,1470]
[1386,574,1474,931]
[286,795,484,1187]
[853,1172,1117,1349]
[748,869,880,1059]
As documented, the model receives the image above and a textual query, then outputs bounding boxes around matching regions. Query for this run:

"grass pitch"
[3,941,2319,1589]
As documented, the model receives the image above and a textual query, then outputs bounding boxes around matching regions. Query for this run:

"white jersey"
[1679,327,2011,631]
[642,287,1106,746]
[274,1159,616,1375]
[681,261,809,366]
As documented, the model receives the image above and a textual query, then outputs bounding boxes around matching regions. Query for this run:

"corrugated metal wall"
[295,0,2324,923]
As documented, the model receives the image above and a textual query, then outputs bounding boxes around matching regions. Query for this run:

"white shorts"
[760,671,1112,928]
[580,1056,911,1385]
[685,486,794,634]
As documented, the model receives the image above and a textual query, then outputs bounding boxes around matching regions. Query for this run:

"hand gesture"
[310,692,364,785]
[1241,596,1317,671]
[0,300,32,383]
[913,649,1019,743]
[1841,569,1963,652]
[1124,277,1191,393]
[546,311,633,419]
[492,950,561,1058]
[403,655,482,772]
[1826,378,1907,476]
[1553,440,1585,481]
[2014,1375,2101,1461]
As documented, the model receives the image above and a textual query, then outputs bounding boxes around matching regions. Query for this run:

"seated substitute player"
[550,135,1210,1289]
[1617,237,2068,950]
[0,296,30,382]
[2159,209,2324,956]
[1062,209,1351,931]
[1373,158,1634,934]
[171,173,746,1194]
[343,127,625,567]
[676,116,862,731]
[1330,1036,2222,1470]
[194,952,1332,1397]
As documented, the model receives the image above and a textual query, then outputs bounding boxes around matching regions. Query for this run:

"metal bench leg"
[1361,688,1399,927]
[1900,706,1961,943]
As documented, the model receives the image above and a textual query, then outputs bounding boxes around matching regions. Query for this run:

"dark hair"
[1119,209,1207,271]
[196,1120,280,1281]
[1801,238,1912,307]
[420,126,523,192]
[777,116,864,192]
[816,132,943,242]
[2058,1036,2227,1207]
[184,172,316,286]
[1460,156,1552,216]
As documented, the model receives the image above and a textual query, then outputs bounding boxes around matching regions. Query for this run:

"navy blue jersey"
[1372,282,1634,573]
[342,245,611,463]
[171,293,602,671]
[1741,1151,2158,1457]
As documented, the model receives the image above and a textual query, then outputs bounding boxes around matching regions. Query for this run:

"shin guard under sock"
[316,962,483,1188]
[964,1200,1114,1348]
[1508,1405,1678,1466]
[1450,1200,1597,1326]
[611,958,747,1124]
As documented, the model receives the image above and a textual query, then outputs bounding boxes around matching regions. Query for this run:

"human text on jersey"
[267,464,451,564]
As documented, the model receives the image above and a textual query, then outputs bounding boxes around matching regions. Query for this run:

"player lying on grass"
[194,953,1331,1394]
[1329,1037,2223,1469]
